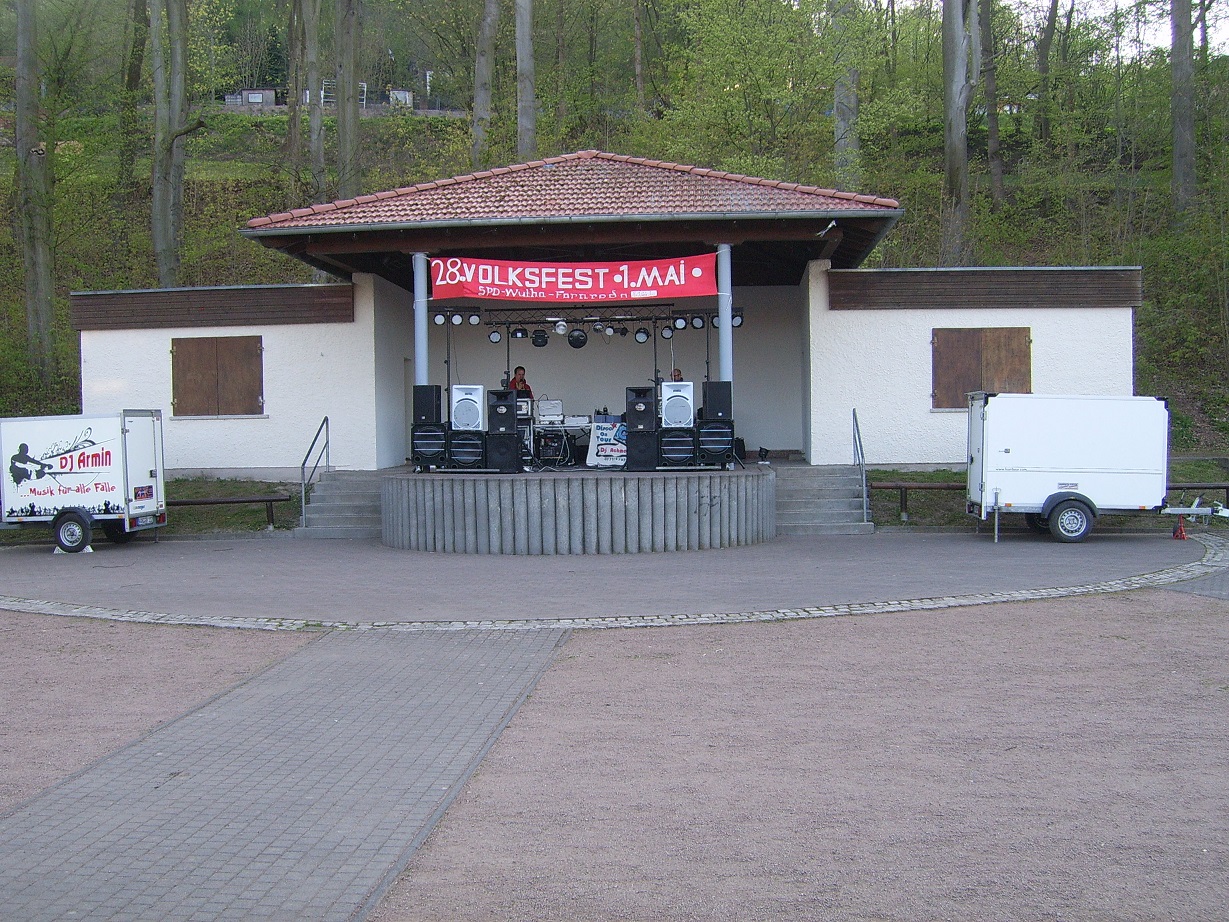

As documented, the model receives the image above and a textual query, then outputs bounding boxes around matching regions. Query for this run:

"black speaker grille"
[659,429,696,465]
[411,424,447,462]
[448,431,485,467]
[697,421,735,463]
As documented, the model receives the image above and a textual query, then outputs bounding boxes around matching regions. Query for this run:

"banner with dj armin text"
[430,253,717,302]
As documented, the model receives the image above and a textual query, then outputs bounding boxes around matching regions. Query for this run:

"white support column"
[413,252,429,385]
[716,243,734,381]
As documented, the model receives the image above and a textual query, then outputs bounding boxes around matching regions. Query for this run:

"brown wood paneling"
[71,284,353,331]
[932,328,983,409]
[171,337,219,416]
[830,268,1143,310]
[216,336,264,415]
[983,327,1031,394]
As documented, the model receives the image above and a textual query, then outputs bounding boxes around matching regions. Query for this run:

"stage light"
[673,317,687,329]
[634,327,650,343]
[732,314,744,327]
[554,320,568,335]
[532,330,549,347]
[691,315,705,329]
[568,329,588,349]
[468,313,481,325]
[450,314,463,325]
[512,327,528,339]
[592,321,604,332]
[604,325,615,336]
[661,326,673,339]
[488,330,502,343]
[617,326,629,337]
[433,313,446,325]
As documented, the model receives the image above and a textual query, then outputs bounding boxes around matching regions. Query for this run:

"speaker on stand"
[625,386,657,431]
[487,389,517,434]
[701,381,732,420]
[412,384,442,424]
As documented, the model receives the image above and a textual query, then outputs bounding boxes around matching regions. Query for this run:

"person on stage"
[671,368,684,382]
[509,365,534,398]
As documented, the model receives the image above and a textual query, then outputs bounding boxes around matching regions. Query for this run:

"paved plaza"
[1,529,1227,920]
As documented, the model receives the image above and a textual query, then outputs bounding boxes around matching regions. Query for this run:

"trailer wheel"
[102,521,131,544]
[54,511,93,553]
[1048,500,1093,543]
[1024,513,1050,534]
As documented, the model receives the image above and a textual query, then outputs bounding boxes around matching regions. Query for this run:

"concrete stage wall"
[382,468,776,554]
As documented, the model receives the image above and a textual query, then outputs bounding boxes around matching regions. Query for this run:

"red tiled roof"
[246,150,900,231]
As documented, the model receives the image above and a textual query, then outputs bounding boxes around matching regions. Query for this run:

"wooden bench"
[869,481,1229,521]
[166,495,293,529]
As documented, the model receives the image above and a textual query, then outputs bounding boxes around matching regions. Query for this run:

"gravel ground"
[4,589,1228,921]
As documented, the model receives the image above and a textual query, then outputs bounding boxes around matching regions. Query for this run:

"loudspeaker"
[450,385,485,431]
[447,430,486,468]
[660,382,695,428]
[412,384,442,424]
[624,429,657,471]
[487,389,517,433]
[697,420,736,464]
[701,381,732,420]
[486,433,521,472]
[658,428,696,466]
[625,386,657,431]
[411,423,448,467]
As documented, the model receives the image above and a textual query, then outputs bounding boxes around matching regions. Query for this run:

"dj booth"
[409,381,740,473]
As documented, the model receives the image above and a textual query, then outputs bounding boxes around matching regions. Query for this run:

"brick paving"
[0,628,567,922]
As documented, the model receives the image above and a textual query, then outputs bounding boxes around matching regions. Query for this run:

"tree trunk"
[832,0,861,188]
[472,0,500,168]
[1171,0,1196,216]
[1035,0,1059,146]
[633,0,646,112]
[942,0,979,266]
[516,0,536,160]
[150,0,195,288]
[15,0,54,383]
[284,0,304,188]
[116,0,149,202]
[304,0,325,201]
[335,0,362,200]
[980,0,1004,210]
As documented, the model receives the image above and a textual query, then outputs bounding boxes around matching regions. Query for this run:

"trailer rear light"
[157,513,167,524]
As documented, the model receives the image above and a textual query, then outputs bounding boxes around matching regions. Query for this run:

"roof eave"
[240,208,906,240]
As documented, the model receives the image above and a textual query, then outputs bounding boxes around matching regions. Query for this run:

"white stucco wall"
[80,275,385,477]
[804,261,1136,466]
[372,275,413,467]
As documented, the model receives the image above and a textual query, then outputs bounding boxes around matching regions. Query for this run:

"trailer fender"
[1042,492,1099,520]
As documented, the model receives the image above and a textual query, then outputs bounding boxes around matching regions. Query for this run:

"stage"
[381,466,775,554]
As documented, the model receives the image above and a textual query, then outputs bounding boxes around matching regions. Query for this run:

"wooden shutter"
[171,337,219,416]
[217,336,264,415]
[932,327,1031,409]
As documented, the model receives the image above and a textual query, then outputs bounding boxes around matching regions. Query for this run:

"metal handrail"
[300,416,330,527]
[852,408,869,523]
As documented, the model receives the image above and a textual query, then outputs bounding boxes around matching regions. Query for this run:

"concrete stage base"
[381,467,776,554]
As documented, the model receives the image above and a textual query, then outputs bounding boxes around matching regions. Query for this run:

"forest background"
[2,0,1227,452]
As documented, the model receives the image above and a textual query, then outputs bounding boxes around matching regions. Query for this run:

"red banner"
[430,253,717,302]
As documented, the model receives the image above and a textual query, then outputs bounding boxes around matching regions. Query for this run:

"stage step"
[295,470,383,539]
[771,462,873,536]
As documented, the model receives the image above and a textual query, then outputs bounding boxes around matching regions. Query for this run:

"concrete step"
[778,522,875,536]
[777,508,868,523]
[293,524,382,539]
[304,510,382,527]
[306,495,381,513]
[777,500,865,515]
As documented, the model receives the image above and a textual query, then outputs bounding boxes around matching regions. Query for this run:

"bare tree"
[150,0,202,287]
[305,0,326,200]
[473,0,501,168]
[633,0,646,113]
[336,0,362,199]
[832,0,861,188]
[942,0,979,265]
[1035,0,1059,146]
[516,0,536,159]
[1171,0,1196,216]
[15,0,55,383]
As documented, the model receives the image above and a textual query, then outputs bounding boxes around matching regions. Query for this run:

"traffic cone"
[1172,515,1187,540]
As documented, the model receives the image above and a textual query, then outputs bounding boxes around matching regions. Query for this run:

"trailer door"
[122,411,165,524]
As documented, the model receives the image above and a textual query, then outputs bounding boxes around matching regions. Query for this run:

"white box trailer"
[966,392,1169,542]
[2,410,167,552]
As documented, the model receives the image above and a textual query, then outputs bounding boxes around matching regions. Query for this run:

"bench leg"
[265,502,275,530]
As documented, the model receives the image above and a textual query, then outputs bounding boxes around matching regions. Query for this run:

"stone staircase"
[296,470,383,539]
[773,462,874,536]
